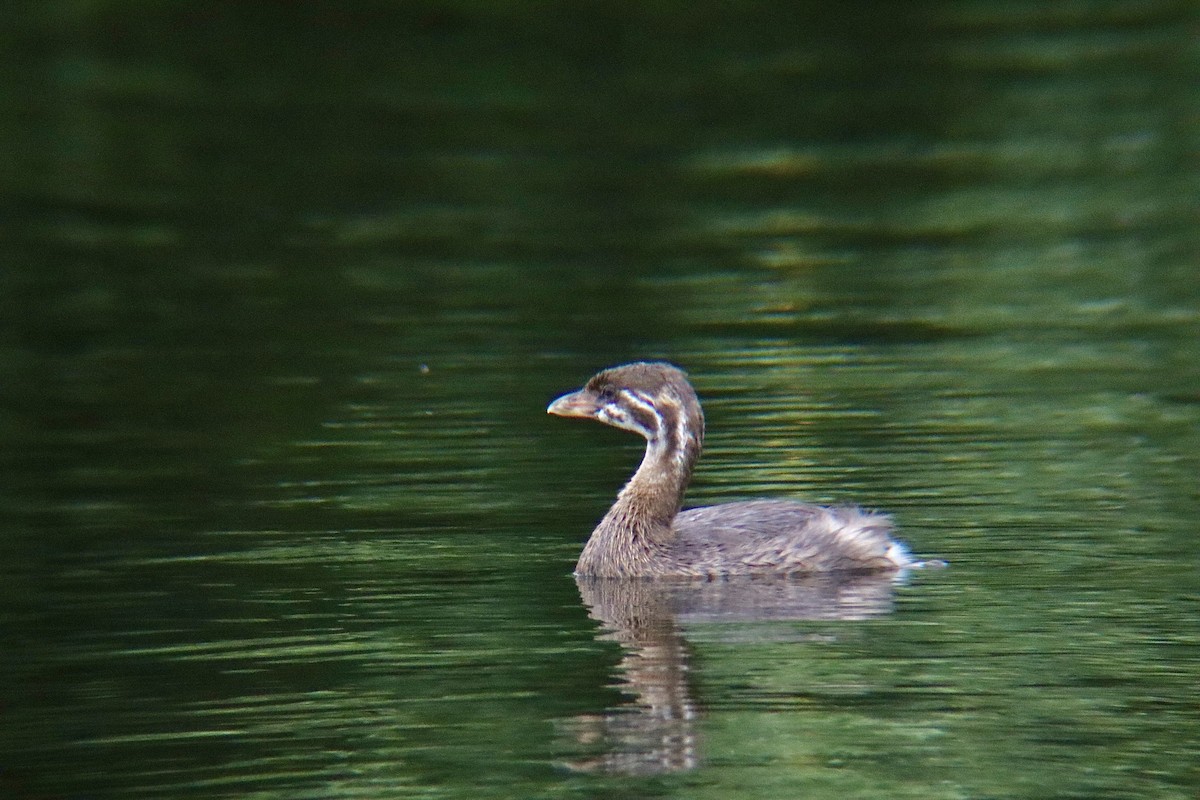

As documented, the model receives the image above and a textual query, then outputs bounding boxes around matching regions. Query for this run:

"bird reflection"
[561,572,903,774]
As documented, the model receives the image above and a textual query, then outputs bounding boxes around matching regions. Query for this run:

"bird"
[547,361,918,578]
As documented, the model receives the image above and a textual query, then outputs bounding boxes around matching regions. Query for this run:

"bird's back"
[669,500,910,576]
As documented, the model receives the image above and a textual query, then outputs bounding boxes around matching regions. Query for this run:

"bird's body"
[548,362,916,579]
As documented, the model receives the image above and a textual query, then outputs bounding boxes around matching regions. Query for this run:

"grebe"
[548,362,916,578]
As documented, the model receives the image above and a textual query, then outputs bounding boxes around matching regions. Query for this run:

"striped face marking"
[561,363,705,477]
[596,388,660,438]
[655,392,701,467]
[595,388,696,468]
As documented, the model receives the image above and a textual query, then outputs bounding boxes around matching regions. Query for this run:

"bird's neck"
[577,434,701,576]
[613,441,695,535]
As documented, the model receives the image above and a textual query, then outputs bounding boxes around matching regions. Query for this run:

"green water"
[2,2,1198,798]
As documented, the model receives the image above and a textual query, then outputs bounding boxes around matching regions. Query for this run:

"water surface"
[2,2,1198,798]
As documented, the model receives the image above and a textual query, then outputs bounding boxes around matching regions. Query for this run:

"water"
[2,2,1198,798]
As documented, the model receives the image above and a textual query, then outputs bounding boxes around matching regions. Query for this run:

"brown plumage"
[548,362,916,578]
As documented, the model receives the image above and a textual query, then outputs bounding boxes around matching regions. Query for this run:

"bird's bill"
[547,389,601,419]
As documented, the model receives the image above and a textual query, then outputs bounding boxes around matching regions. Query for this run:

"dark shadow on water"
[563,572,903,774]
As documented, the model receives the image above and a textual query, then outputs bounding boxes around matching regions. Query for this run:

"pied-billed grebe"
[548,362,917,578]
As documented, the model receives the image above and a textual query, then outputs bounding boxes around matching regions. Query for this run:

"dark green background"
[2,2,1197,798]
